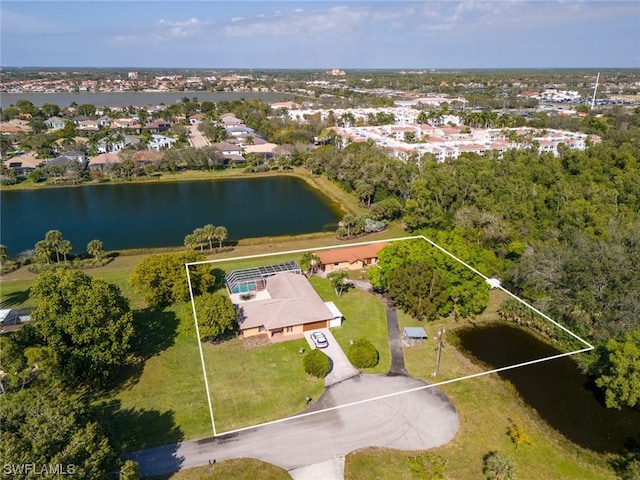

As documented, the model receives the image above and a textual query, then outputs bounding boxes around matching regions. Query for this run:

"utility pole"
[432,325,445,377]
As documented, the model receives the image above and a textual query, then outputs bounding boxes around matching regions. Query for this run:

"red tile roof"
[316,242,390,266]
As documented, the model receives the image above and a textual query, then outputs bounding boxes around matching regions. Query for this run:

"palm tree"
[203,224,216,251]
[183,233,198,251]
[59,240,72,264]
[214,226,228,250]
[35,240,52,264]
[341,214,356,237]
[416,111,429,124]
[45,230,63,263]
[87,239,104,261]
[483,452,516,480]
[192,227,206,251]
[0,244,7,269]
[300,252,319,275]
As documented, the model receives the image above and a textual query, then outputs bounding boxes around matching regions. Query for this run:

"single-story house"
[45,116,66,130]
[225,125,255,137]
[189,114,204,125]
[47,151,89,169]
[148,134,176,151]
[234,272,343,339]
[219,114,243,126]
[3,154,42,176]
[315,242,390,273]
[88,153,121,171]
[243,142,279,160]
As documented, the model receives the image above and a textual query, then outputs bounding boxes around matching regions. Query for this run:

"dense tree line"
[0,268,140,478]
[303,118,640,411]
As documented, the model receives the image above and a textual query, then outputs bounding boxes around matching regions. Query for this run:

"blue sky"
[1,1,639,69]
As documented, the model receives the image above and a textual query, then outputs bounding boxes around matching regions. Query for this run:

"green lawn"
[309,276,390,374]
[203,335,324,433]
[0,239,620,479]
[344,290,617,480]
[154,458,291,480]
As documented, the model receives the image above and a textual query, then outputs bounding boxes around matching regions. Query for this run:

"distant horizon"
[2,66,637,72]
[2,1,638,70]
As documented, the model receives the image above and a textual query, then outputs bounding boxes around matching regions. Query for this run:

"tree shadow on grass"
[0,288,31,308]
[109,308,180,391]
[95,400,184,473]
[132,308,180,360]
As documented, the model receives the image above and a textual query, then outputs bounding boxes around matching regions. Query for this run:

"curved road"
[129,374,458,477]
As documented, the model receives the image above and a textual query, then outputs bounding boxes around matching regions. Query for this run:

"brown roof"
[316,242,390,266]
[89,153,121,166]
[238,273,332,331]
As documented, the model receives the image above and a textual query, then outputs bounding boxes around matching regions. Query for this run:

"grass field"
[342,290,616,480]
[0,228,620,479]
[155,458,291,480]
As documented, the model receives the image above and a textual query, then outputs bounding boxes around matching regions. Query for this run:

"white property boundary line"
[185,235,594,438]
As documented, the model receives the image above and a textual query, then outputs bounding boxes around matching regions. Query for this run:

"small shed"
[403,327,428,345]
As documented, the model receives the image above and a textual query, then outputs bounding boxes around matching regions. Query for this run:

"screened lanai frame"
[225,260,302,294]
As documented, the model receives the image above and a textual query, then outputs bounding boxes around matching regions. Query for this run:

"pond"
[0,176,343,256]
[455,323,640,453]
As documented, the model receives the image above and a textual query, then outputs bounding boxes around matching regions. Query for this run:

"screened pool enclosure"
[225,261,302,295]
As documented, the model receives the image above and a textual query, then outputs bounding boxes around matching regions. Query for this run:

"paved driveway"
[129,374,459,477]
[304,328,359,386]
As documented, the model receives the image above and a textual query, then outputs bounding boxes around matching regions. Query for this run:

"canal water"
[455,323,640,453]
[0,176,343,255]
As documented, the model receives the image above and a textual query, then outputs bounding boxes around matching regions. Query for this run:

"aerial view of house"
[226,261,343,339]
[314,242,389,273]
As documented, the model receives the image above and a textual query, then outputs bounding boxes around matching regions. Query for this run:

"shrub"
[348,338,379,368]
[303,349,331,378]
[483,451,516,480]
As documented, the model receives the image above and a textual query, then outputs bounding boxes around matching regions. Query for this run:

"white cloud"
[112,16,217,44]
[222,5,372,38]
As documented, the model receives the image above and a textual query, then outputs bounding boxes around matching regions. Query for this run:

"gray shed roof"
[403,327,428,339]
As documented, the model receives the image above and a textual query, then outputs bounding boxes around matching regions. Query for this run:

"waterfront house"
[227,263,343,340]
[3,153,42,176]
[88,153,121,171]
[315,242,390,273]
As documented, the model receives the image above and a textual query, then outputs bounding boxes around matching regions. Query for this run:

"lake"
[455,323,640,453]
[0,176,343,256]
[0,91,294,109]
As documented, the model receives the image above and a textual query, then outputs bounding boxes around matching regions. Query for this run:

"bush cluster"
[303,348,331,378]
[348,338,379,368]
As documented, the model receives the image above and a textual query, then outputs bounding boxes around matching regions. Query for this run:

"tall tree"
[327,271,348,297]
[0,390,137,480]
[0,244,7,268]
[129,252,214,309]
[45,229,63,263]
[593,330,640,409]
[87,239,104,261]
[59,239,72,264]
[387,260,450,321]
[202,224,216,251]
[193,292,238,341]
[214,226,228,250]
[30,269,134,389]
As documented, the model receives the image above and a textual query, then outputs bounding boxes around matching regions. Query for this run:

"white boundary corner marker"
[185,235,594,438]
